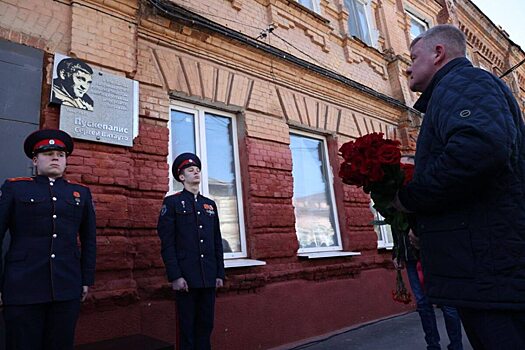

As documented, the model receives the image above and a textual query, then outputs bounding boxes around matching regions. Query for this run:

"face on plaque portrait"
[51,56,94,111]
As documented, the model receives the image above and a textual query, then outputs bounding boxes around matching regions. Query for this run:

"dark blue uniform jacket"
[0,176,96,305]
[157,189,225,288]
[399,58,525,309]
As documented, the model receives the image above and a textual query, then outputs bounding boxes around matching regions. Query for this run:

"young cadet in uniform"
[157,153,225,350]
[0,129,96,350]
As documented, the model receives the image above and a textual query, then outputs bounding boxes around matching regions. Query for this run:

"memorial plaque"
[54,53,138,147]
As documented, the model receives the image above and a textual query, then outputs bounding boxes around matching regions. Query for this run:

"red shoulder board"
[174,191,182,195]
[66,180,89,188]
[7,177,34,182]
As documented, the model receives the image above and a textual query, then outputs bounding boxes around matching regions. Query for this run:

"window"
[371,201,394,249]
[290,132,342,252]
[406,11,428,40]
[296,0,320,12]
[169,103,246,259]
[344,0,374,46]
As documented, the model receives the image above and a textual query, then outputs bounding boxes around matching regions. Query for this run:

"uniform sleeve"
[157,197,182,282]
[213,202,225,280]
[79,187,97,286]
[399,74,518,213]
[0,181,14,291]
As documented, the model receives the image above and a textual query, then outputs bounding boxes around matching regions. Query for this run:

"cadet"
[157,153,225,350]
[0,129,96,350]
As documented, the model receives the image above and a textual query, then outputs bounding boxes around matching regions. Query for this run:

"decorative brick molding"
[276,87,397,138]
[266,0,332,52]
[227,0,243,11]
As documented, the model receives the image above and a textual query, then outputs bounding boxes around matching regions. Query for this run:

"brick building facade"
[0,0,523,348]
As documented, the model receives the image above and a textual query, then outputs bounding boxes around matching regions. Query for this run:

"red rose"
[368,163,385,182]
[377,144,401,165]
[340,162,367,187]
[339,141,355,162]
[338,162,353,179]
[400,163,415,185]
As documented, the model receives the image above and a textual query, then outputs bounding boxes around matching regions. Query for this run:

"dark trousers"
[458,308,525,350]
[175,288,216,350]
[406,260,463,350]
[3,299,81,350]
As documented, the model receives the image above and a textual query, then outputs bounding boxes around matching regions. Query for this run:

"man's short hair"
[411,24,466,58]
[56,58,93,77]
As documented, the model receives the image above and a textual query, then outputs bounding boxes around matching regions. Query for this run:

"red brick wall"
[1,0,524,348]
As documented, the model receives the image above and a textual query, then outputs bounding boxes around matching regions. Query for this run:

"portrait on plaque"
[51,57,94,111]
[53,53,139,147]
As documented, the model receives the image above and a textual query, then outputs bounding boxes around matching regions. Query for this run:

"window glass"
[290,133,341,251]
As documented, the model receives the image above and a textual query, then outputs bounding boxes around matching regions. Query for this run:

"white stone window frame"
[371,200,394,249]
[168,101,247,260]
[290,130,343,254]
[344,0,379,48]
[406,10,429,40]
[405,7,432,42]
[296,0,321,13]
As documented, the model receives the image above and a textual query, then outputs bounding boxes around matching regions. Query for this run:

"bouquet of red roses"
[338,132,414,304]
[338,132,413,231]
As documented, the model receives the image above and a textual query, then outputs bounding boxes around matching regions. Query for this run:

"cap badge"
[49,139,55,145]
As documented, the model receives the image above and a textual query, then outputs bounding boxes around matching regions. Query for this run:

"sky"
[471,0,525,49]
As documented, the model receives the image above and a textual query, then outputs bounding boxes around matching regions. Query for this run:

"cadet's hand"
[81,286,89,302]
[409,230,420,250]
[172,278,188,292]
[215,278,223,289]
[393,257,405,270]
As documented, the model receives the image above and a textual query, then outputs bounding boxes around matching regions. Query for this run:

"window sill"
[297,251,361,259]
[225,259,266,268]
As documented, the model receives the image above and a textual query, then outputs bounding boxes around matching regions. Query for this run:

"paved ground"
[284,311,473,350]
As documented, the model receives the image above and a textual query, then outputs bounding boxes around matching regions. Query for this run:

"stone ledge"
[225,258,267,268]
[297,251,361,259]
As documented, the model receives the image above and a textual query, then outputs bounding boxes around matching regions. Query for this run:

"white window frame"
[371,201,394,249]
[168,101,247,259]
[296,0,321,13]
[344,0,378,47]
[406,10,429,40]
[290,130,343,253]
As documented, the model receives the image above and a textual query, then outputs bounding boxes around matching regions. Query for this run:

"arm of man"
[157,197,184,287]
[213,202,225,287]
[79,187,97,301]
[0,181,14,306]
[399,73,518,213]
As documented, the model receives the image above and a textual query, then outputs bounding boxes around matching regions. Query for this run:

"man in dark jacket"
[0,129,97,350]
[395,24,525,348]
[157,153,225,350]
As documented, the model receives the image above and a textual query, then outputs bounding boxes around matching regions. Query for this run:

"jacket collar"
[413,57,472,113]
[181,187,201,199]
[34,175,64,184]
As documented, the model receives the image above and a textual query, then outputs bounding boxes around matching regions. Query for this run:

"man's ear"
[32,155,38,167]
[178,173,185,182]
[57,69,67,80]
[434,44,446,65]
